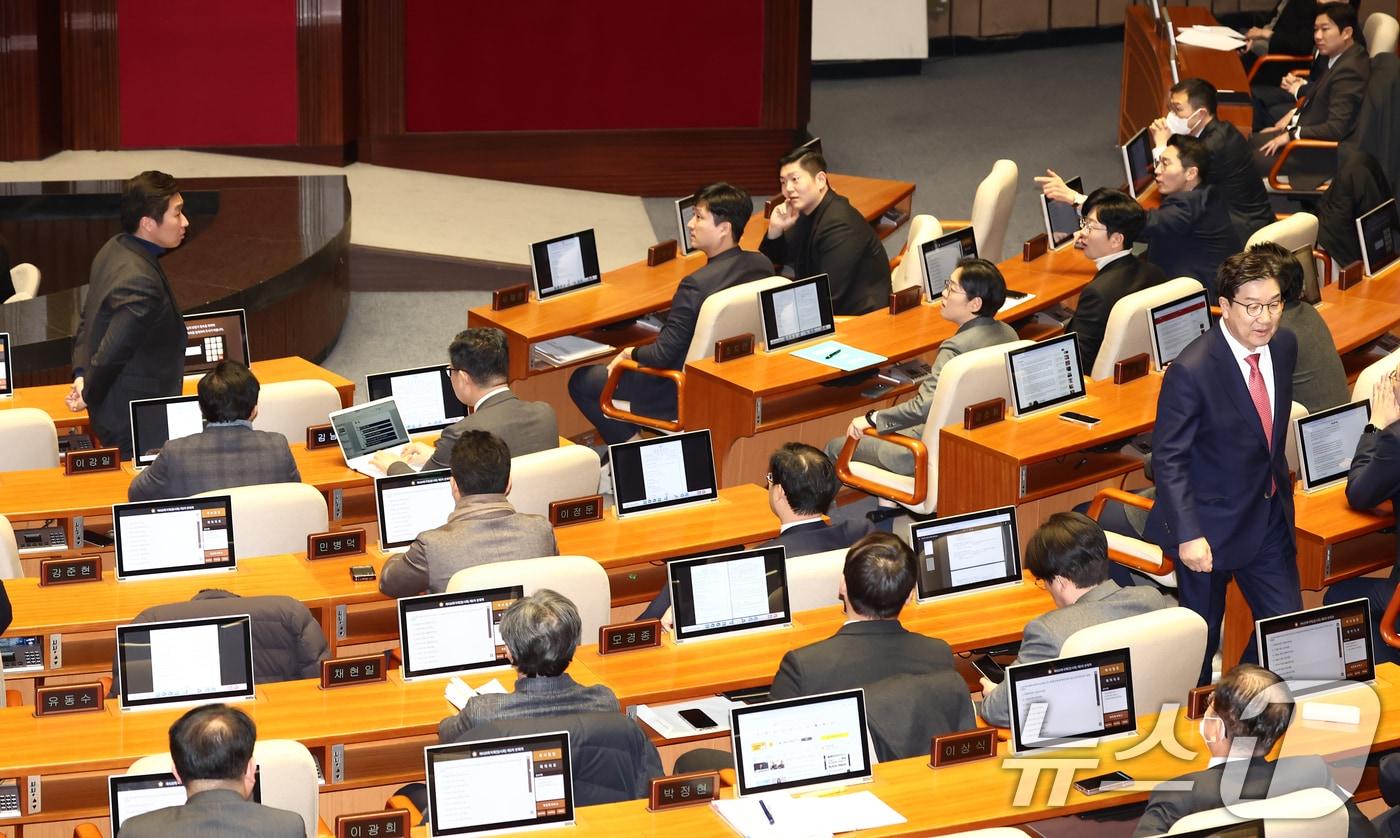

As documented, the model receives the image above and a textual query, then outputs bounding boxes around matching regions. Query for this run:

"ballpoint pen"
[824,348,840,359]
[759,799,775,825]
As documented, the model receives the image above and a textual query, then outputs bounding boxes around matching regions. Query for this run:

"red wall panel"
[117,0,297,148]
[404,1,765,132]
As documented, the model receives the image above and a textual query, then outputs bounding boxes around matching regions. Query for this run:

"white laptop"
[329,396,415,479]
[1295,399,1370,494]
[666,546,792,644]
[375,468,455,555]
[423,730,575,836]
[909,505,1024,602]
[116,614,255,711]
[1007,646,1137,753]
[730,688,874,797]
[1257,598,1376,697]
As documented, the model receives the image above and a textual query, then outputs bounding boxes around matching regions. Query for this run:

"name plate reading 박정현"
[321,654,389,689]
[598,619,663,655]
[931,728,998,768]
[63,447,120,475]
[35,684,106,717]
[336,809,410,838]
[39,556,101,586]
[307,529,367,560]
[649,771,720,811]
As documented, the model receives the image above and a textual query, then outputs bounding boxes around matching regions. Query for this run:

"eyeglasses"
[1078,218,1107,233]
[765,472,775,488]
[1228,298,1284,318]
[1152,156,1176,171]
[444,367,463,378]
[942,279,965,296]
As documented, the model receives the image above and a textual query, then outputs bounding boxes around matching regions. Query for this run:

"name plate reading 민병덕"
[307,529,367,560]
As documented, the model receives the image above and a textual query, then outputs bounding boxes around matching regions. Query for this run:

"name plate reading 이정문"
[549,494,603,527]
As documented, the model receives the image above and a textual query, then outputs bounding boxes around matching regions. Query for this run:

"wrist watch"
[1364,423,1379,435]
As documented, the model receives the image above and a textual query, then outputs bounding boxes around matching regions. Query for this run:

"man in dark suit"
[568,183,772,446]
[639,442,873,620]
[760,147,891,316]
[1134,664,1371,837]
[68,171,189,459]
[127,361,300,501]
[1144,249,1304,685]
[1153,78,1275,243]
[379,327,557,474]
[117,704,304,838]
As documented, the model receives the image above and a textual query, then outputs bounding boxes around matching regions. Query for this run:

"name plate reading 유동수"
[307,528,367,560]
[931,728,998,768]
[306,423,338,449]
[549,494,603,527]
[649,771,721,811]
[321,653,389,689]
[647,239,678,266]
[35,683,105,717]
[39,556,101,586]
[63,447,120,475]
[714,333,755,363]
[598,619,663,655]
[336,809,411,838]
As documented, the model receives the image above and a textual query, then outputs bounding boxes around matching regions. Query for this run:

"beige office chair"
[0,408,59,472]
[0,514,20,579]
[446,555,611,638]
[506,445,602,518]
[836,340,1032,515]
[5,263,40,304]
[889,214,944,295]
[251,379,343,442]
[1089,277,1205,380]
[785,547,846,613]
[601,275,791,432]
[1166,787,1351,836]
[1366,12,1400,57]
[1245,213,1322,301]
[1351,349,1400,402]
[1061,607,1207,719]
[942,160,1019,262]
[195,483,328,558]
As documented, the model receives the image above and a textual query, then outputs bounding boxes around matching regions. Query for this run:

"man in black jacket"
[68,171,189,459]
[568,182,771,445]
[760,147,890,315]
[1153,78,1275,242]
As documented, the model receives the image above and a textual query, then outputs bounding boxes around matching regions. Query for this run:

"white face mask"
[1165,109,1200,136]
[1199,715,1224,745]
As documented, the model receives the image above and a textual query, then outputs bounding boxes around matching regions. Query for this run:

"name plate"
[549,494,603,527]
[306,423,338,449]
[1340,260,1365,288]
[1187,685,1215,720]
[307,528,367,560]
[336,809,411,838]
[35,683,105,717]
[714,333,755,363]
[492,283,531,310]
[1023,233,1049,261]
[648,771,720,811]
[889,286,922,315]
[321,653,389,689]
[647,239,678,266]
[963,397,1005,430]
[598,619,663,655]
[63,447,120,475]
[39,556,101,586]
[1114,352,1151,384]
[930,728,998,767]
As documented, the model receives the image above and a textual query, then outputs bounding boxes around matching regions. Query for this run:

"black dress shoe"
[866,506,905,523]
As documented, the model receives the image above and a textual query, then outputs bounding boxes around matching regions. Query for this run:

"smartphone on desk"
[349,565,376,582]
[1059,411,1101,427]
[678,708,719,729]
[971,654,1006,685]
[1074,771,1132,795]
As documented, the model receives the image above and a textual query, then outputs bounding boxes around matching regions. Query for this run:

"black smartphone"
[350,565,376,582]
[971,654,1005,684]
[678,708,719,729]
[1059,410,1102,427]
[1074,771,1132,795]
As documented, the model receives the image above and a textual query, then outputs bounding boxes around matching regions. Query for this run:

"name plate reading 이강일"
[598,619,663,655]
[63,447,120,475]
[931,728,998,767]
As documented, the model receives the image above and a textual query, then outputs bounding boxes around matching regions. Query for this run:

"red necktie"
[1246,353,1276,495]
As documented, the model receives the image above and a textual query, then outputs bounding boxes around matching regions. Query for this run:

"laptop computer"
[1295,399,1370,494]
[116,613,256,711]
[667,546,791,644]
[113,495,236,581]
[530,229,601,300]
[1040,175,1083,250]
[909,505,1023,602]
[921,226,978,303]
[1148,290,1211,370]
[730,688,873,797]
[758,274,836,352]
[423,731,575,836]
[1007,647,1136,753]
[366,364,465,435]
[1257,598,1375,697]
[608,429,719,518]
[129,394,203,470]
[397,587,523,681]
[1357,198,1400,276]
[328,396,415,479]
[1121,127,1155,199]
[675,194,698,256]
[1005,333,1088,418]
[0,332,11,398]
[181,308,250,378]
[375,469,455,554]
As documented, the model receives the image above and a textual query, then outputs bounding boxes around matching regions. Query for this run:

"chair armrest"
[1382,584,1400,650]
[1246,54,1313,86]
[940,219,971,232]
[599,358,685,432]
[834,426,929,506]
[386,796,423,826]
[1086,488,1177,577]
[1268,139,1338,191]
[74,825,104,838]
[1314,247,1333,284]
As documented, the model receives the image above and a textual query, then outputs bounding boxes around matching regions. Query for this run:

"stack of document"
[710,791,905,837]
[445,676,508,710]
[530,335,614,366]
[1176,25,1246,51]
[634,696,741,739]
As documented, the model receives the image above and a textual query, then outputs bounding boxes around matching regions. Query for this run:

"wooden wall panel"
[296,0,355,153]
[761,0,811,130]
[358,0,404,138]
[59,0,118,151]
[1053,0,1100,28]
[0,0,61,160]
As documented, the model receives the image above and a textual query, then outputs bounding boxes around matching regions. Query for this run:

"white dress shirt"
[1218,322,1277,417]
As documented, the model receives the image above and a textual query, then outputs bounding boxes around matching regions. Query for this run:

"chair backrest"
[0,408,59,472]
[1061,607,1207,718]
[785,548,846,612]
[195,483,328,558]
[506,445,602,518]
[917,340,1033,506]
[1167,786,1351,836]
[1245,213,1320,304]
[1284,400,1308,477]
[864,671,976,761]
[7,263,40,302]
[129,739,320,838]
[684,275,793,364]
[1090,277,1205,380]
[968,160,1019,262]
[127,594,329,683]
[251,379,342,442]
[446,555,611,638]
[0,514,20,579]
[1366,12,1399,57]
[891,214,944,294]
[1351,349,1400,402]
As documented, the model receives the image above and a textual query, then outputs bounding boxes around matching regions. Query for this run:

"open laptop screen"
[182,309,250,376]
[130,394,204,467]
[425,731,575,836]
[367,364,464,434]
[109,770,262,829]
[1041,176,1083,249]
[1148,290,1211,369]
[113,495,235,580]
[909,505,1022,601]
[329,397,411,462]
[730,689,872,797]
[668,546,791,642]
[1121,128,1155,199]
[921,226,978,302]
[1006,333,1087,416]
[1358,198,1400,276]
[116,614,255,710]
[1296,399,1370,492]
[1008,647,1135,753]
[675,194,698,256]
[398,587,522,681]
[0,332,10,397]
[609,429,718,517]
[758,274,836,351]
[1258,598,1374,689]
[375,468,456,550]
[530,229,601,300]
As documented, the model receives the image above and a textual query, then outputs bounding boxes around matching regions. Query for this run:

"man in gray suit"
[979,512,1171,727]
[379,431,556,596]
[376,327,557,474]
[128,361,299,501]
[118,704,304,838]
[827,257,1018,475]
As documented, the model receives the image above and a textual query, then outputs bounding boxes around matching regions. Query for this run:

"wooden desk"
[0,356,355,434]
